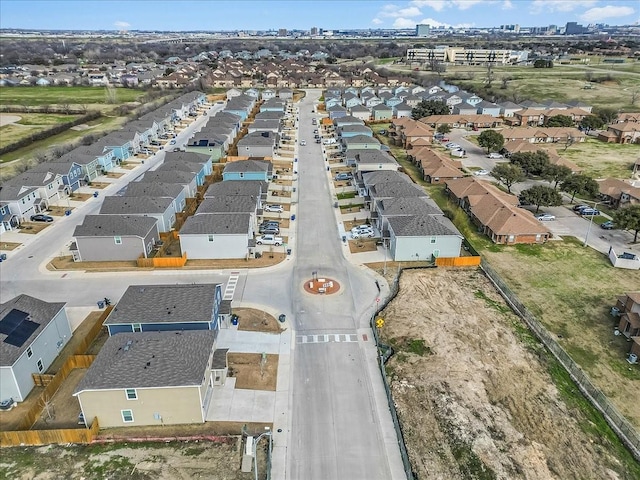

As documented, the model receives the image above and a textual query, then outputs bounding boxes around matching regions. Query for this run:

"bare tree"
[501,75,512,89]
[61,103,72,115]
[34,151,48,164]
[632,90,639,106]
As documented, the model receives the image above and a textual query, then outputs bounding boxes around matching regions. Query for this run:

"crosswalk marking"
[223,271,240,300]
[296,333,358,344]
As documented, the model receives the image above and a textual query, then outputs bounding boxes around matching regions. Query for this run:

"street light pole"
[253,427,272,480]
[583,201,601,247]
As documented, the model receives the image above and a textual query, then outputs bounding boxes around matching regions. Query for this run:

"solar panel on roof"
[4,318,39,348]
[0,309,29,335]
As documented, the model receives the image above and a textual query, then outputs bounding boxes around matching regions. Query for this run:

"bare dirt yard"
[235,308,282,334]
[0,241,21,250]
[228,353,278,391]
[380,268,640,480]
[0,436,268,480]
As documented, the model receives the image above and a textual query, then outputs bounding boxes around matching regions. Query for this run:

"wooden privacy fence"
[435,256,481,267]
[74,306,112,355]
[137,252,188,268]
[0,418,99,447]
[19,355,97,431]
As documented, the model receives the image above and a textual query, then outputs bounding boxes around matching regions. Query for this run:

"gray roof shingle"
[204,180,267,198]
[105,283,220,326]
[99,196,173,215]
[73,215,157,238]
[387,213,460,237]
[74,330,216,392]
[196,196,258,214]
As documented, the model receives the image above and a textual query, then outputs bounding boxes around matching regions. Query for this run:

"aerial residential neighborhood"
[1,2,640,479]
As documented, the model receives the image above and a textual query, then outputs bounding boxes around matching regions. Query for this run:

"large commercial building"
[407,46,528,65]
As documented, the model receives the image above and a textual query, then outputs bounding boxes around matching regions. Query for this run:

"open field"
[381,268,640,479]
[0,437,267,480]
[559,138,640,179]
[0,113,82,148]
[0,86,145,107]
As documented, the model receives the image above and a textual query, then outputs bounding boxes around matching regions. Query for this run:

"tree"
[545,115,574,127]
[510,151,550,176]
[534,59,553,68]
[542,164,572,189]
[477,129,504,153]
[593,106,618,125]
[437,124,451,134]
[519,185,563,213]
[491,164,525,193]
[580,115,604,132]
[614,205,640,243]
[560,174,599,203]
[411,99,449,120]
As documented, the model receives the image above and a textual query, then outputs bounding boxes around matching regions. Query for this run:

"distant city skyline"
[0,0,638,31]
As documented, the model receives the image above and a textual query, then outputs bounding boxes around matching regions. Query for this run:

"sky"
[0,0,637,31]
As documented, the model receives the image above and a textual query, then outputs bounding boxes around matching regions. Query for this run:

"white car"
[352,230,375,239]
[487,152,503,159]
[300,140,307,146]
[256,235,283,246]
[264,204,284,213]
[536,213,556,221]
[474,169,490,176]
[445,143,461,150]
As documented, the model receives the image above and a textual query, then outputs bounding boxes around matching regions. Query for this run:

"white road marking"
[296,333,359,344]
[223,271,240,300]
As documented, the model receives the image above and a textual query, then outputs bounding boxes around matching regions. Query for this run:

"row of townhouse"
[0,92,207,233]
[71,151,213,262]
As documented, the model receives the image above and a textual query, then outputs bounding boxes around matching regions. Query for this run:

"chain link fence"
[481,262,640,461]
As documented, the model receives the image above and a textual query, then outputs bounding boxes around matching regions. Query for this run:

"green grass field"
[0,113,82,149]
[0,86,145,106]
[561,138,639,179]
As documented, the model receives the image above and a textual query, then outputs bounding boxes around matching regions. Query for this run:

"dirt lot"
[235,308,282,334]
[0,436,268,480]
[228,353,278,391]
[17,221,50,234]
[0,241,21,250]
[45,205,74,216]
[380,268,640,479]
[69,192,94,202]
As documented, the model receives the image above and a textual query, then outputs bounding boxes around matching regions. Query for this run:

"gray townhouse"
[72,215,160,262]
[236,132,279,158]
[0,185,42,223]
[204,180,268,202]
[4,170,65,208]
[136,170,199,198]
[99,196,177,233]
[179,213,253,259]
[123,182,187,214]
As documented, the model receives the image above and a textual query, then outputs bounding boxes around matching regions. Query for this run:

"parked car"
[256,235,283,246]
[600,220,615,230]
[259,226,280,235]
[379,129,387,135]
[264,204,284,213]
[315,138,321,143]
[351,225,375,239]
[580,208,600,216]
[474,169,490,176]
[300,140,307,146]
[535,213,556,221]
[351,225,374,234]
[30,214,54,222]
[169,139,176,145]
[445,143,461,150]
[573,204,590,212]
[487,152,503,159]
[334,172,353,181]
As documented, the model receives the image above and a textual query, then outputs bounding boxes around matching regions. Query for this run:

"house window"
[36,358,44,372]
[114,236,122,245]
[125,388,138,400]
[132,323,142,332]
[430,237,437,244]
[121,410,134,423]
[27,346,33,358]
[208,235,214,242]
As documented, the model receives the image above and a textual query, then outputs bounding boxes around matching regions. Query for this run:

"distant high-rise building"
[310,26,318,36]
[415,24,431,37]
[278,28,287,37]
[565,22,585,35]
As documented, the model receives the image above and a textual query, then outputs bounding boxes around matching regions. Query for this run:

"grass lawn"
[0,116,125,165]
[0,86,145,106]
[0,113,82,149]
[559,138,639,179]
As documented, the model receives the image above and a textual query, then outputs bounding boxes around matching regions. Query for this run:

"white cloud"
[452,0,485,10]
[530,0,597,14]
[502,0,514,10]
[114,21,131,28]
[379,4,423,18]
[371,17,384,25]
[393,17,420,28]
[580,5,635,22]
[410,0,447,12]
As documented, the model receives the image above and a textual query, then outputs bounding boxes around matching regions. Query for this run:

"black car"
[30,214,54,222]
[600,221,615,230]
